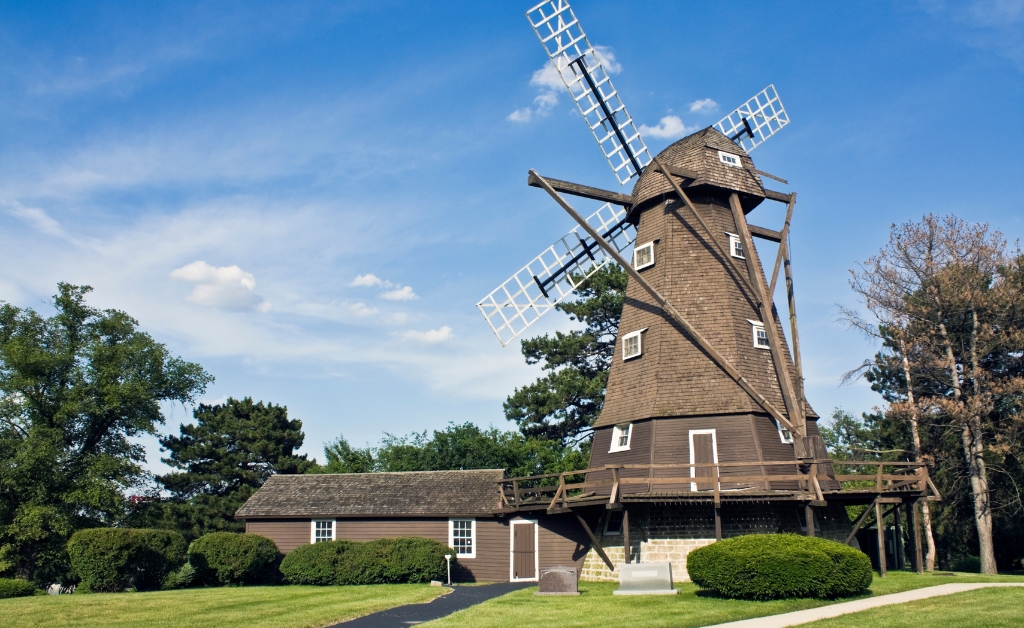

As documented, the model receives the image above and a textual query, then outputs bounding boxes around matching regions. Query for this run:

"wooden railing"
[496,460,938,512]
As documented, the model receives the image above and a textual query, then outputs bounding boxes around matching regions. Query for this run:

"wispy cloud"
[351,274,417,300]
[3,201,72,240]
[639,115,697,139]
[170,260,267,310]
[382,286,417,301]
[689,98,719,113]
[351,273,386,287]
[508,46,621,123]
[400,326,453,343]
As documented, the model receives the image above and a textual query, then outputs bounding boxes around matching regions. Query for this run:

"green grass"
[801,587,1024,627]
[424,571,1024,628]
[0,584,447,628]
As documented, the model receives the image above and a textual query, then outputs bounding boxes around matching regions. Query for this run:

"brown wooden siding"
[588,420,653,494]
[243,514,590,583]
[650,415,765,491]
[246,519,310,553]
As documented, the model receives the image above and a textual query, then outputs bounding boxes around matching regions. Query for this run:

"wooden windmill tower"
[478,0,860,575]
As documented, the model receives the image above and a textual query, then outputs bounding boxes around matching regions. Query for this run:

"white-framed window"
[449,518,476,559]
[718,150,742,168]
[608,423,633,453]
[727,233,744,259]
[622,329,646,360]
[603,509,624,535]
[311,519,335,543]
[748,320,770,349]
[774,419,794,444]
[633,241,655,270]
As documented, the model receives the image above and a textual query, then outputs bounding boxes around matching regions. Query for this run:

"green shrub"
[279,540,359,585]
[188,533,280,586]
[951,555,981,573]
[687,534,873,600]
[0,578,37,599]
[355,537,453,584]
[162,563,197,590]
[67,528,187,593]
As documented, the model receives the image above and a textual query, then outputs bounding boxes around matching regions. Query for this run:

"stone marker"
[535,566,580,596]
[613,562,678,596]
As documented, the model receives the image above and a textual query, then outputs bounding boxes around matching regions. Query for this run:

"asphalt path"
[328,582,534,627]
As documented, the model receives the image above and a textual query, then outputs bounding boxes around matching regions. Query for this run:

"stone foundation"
[579,502,857,583]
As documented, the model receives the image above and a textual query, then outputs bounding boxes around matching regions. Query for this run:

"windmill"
[476,0,860,569]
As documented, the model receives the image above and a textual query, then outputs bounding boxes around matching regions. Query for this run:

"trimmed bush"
[0,578,37,599]
[162,563,197,590]
[188,533,280,586]
[687,534,873,600]
[952,555,981,573]
[67,528,187,593]
[279,537,454,585]
[354,537,453,584]
[279,540,360,585]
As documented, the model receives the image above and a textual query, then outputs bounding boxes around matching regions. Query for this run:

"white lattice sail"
[477,202,635,346]
[526,0,652,185]
[714,85,790,153]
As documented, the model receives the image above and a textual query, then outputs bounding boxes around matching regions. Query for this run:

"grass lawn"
[0,583,447,628]
[424,571,1024,628]
[801,586,1024,627]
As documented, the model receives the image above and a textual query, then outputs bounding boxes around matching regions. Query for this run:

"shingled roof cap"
[235,469,506,519]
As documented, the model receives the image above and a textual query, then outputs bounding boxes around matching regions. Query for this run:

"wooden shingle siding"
[589,420,653,494]
[538,514,590,572]
[334,518,448,543]
[246,519,309,553]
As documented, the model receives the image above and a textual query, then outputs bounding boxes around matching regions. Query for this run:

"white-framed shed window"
[748,320,770,349]
[622,329,646,360]
[774,419,794,444]
[311,519,335,543]
[727,233,744,259]
[608,423,633,453]
[718,150,742,168]
[633,241,655,270]
[449,518,476,559]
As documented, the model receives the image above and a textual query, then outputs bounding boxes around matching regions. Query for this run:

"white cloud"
[3,201,71,240]
[349,302,377,316]
[381,285,417,301]
[689,98,719,113]
[170,260,266,310]
[508,46,622,123]
[400,326,453,343]
[351,273,386,287]
[639,115,696,139]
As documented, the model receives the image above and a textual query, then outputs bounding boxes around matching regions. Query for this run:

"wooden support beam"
[805,503,816,537]
[846,499,877,545]
[575,512,615,572]
[893,503,904,570]
[729,192,806,449]
[527,172,633,207]
[764,189,792,203]
[749,224,784,243]
[714,506,723,541]
[622,508,632,564]
[531,170,800,438]
[782,227,807,433]
[767,193,796,301]
[876,500,888,577]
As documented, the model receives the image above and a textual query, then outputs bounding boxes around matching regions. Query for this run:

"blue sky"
[1,1,1022,474]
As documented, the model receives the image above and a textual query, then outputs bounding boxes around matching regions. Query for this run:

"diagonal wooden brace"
[530,170,801,438]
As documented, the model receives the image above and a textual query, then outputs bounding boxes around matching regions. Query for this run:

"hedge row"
[279,537,452,585]
[188,532,280,586]
[0,578,37,599]
[687,534,873,600]
[67,529,187,592]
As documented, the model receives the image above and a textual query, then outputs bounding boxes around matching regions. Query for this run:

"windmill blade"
[526,0,652,185]
[477,202,634,346]
[713,85,790,153]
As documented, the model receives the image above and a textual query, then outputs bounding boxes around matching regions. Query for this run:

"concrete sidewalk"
[327,582,534,628]
[703,583,1024,628]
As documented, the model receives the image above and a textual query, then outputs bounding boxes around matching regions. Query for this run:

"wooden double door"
[511,520,537,581]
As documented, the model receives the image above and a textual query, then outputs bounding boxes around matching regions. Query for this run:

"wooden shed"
[235,469,591,583]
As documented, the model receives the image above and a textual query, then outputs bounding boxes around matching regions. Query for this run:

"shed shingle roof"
[235,469,506,519]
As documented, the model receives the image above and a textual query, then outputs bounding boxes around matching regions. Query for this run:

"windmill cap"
[630,127,766,216]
